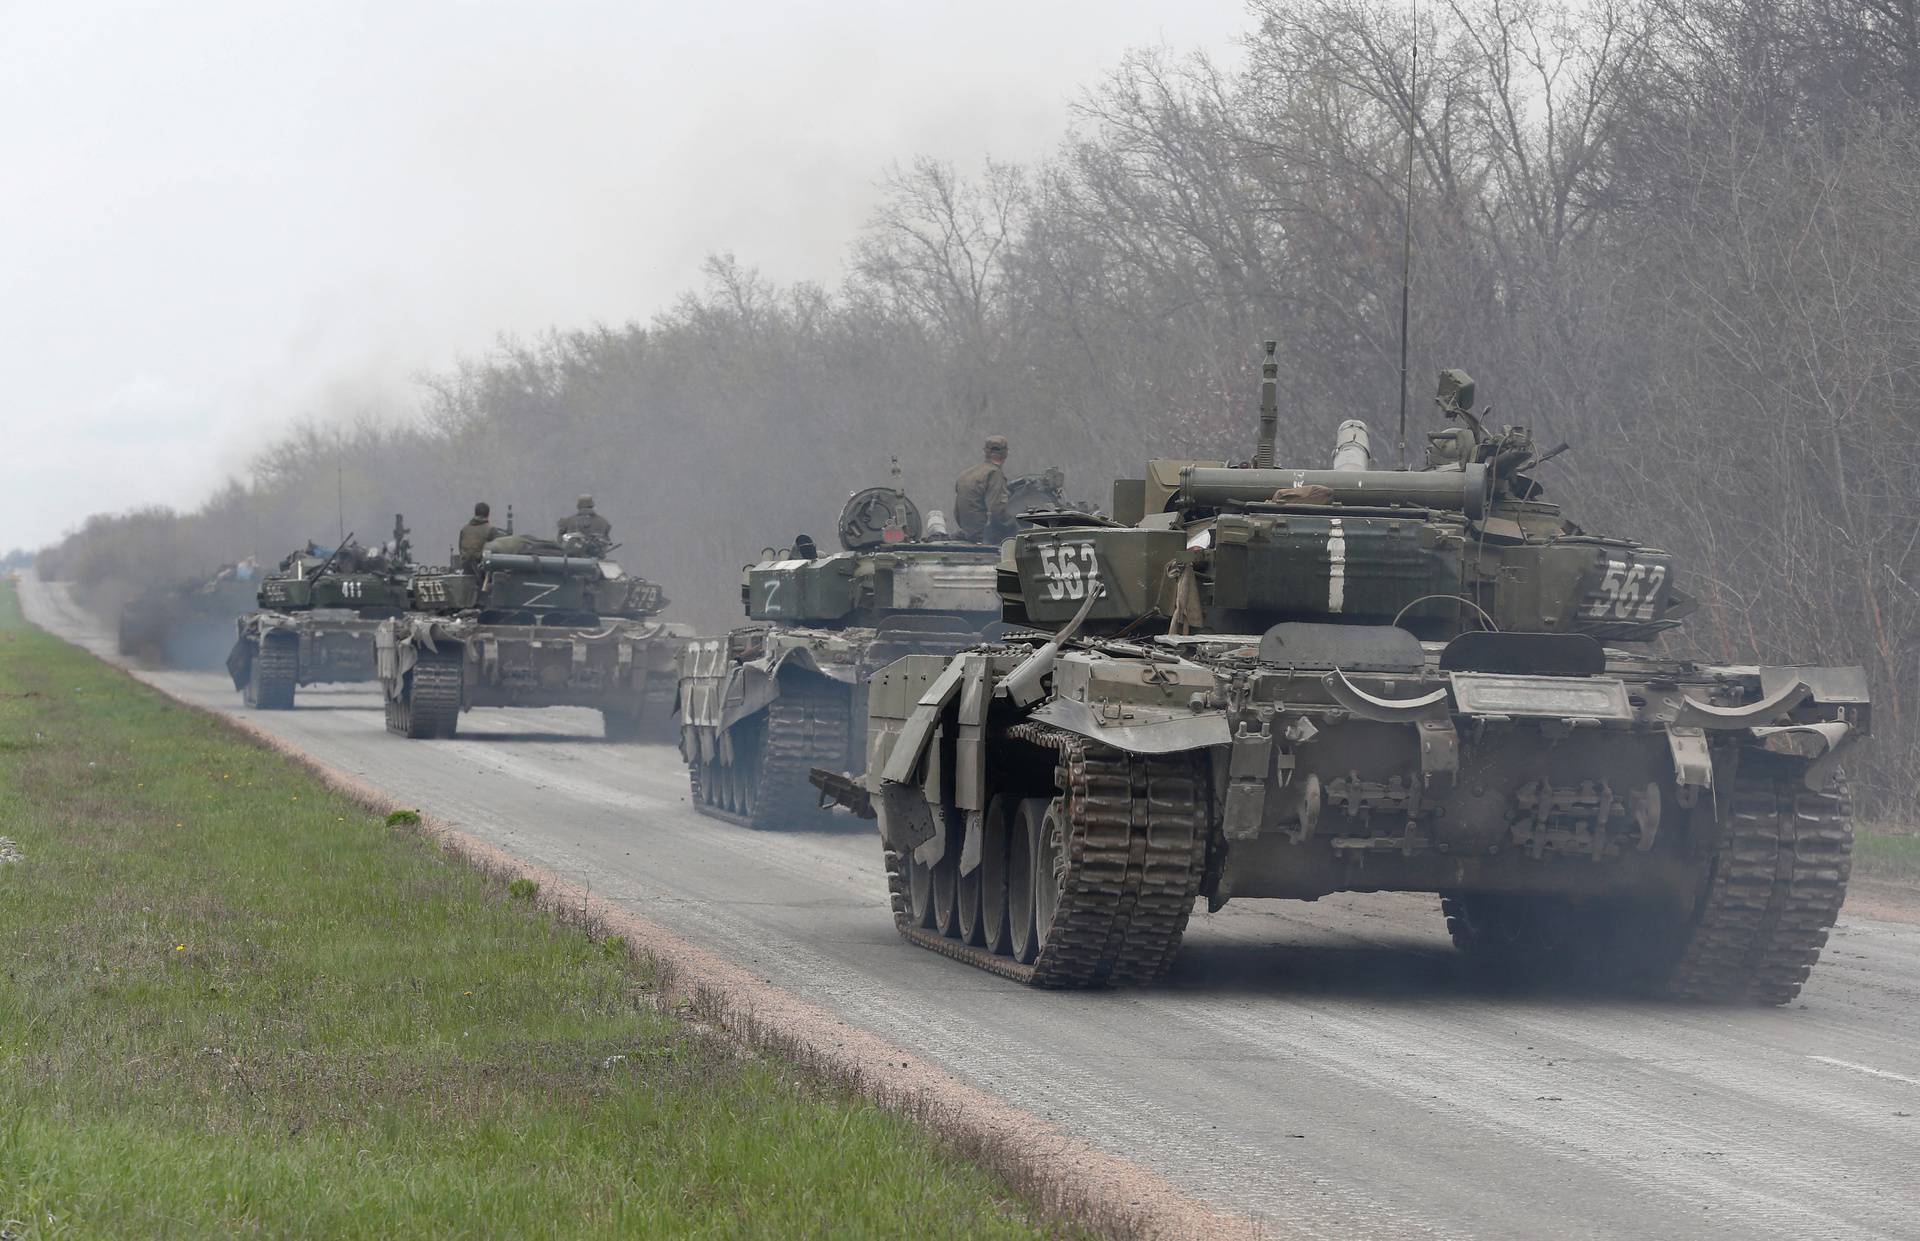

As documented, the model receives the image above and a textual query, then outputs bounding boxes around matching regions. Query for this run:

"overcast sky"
[0,0,1248,550]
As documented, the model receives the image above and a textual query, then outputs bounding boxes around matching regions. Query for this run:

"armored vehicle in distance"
[377,528,689,740]
[829,347,1868,1003]
[679,482,1012,829]
[226,519,413,709]
[117,564,258,668]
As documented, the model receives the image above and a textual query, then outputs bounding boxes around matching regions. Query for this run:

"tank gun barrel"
[1253,341,1279,469]
[1178,464,1488,517]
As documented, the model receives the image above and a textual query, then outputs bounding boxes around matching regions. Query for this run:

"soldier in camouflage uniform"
[457,502,506,574]
[954,435,1012,543]
[557,494,612,542]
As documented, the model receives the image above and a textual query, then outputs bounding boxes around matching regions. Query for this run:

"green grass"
[0,579,1052,1239]
[1856,824,1920,882]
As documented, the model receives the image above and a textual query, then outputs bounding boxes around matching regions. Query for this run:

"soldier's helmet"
[985,435,1009,457]
[474,501,491,518]
[577,494,595,511]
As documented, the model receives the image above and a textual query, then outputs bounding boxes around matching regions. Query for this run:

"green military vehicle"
[117,565,259,668]
[225,519,413,709]
[679,482,1007,828]
[823,347,1868,1003]
[376,528,689,740]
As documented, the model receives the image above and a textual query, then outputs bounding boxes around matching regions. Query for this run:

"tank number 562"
[1037,542,1101,601]
[1586,558,1667,620]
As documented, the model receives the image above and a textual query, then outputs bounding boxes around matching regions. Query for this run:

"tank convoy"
[225,517,413,709]
[679,479,1009,828]
[818,346,1868,1003]
[376,523,690,740]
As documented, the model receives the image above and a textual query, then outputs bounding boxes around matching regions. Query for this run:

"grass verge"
[1855,823,1920,883]
[0,578,1054,1239]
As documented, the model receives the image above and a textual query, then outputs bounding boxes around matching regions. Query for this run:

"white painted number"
[1588,559,1666,621]
[1038,541,1101,602]
[341,580,363,599]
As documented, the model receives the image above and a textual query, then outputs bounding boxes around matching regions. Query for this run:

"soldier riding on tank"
[457,502,506,574]
[557,494,612,544]
[954,436,1012,543]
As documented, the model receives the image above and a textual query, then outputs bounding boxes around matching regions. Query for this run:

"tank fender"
[880,658,967,788]
[1222,718,1273,841]
[1322,668,1449,722]
[1665,725,1713,808]
[1027,696,1230,755]
[1754,720,1857,790]
[224,636,252,690]
[1671,679,1809,729]
[955,656,993,877]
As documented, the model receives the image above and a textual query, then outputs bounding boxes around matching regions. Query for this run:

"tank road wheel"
[246,634,298,710]
[977,796,1013,956]
[1657,768,1853,1005]
[908,848,938,929]
[1006,797,1048,965]
[932,813,962,939]
[882,729,1209,987]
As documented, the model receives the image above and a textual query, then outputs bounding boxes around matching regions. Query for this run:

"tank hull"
[845,634,1866,1002]
[376,615,691,740]
[227,611,388,705]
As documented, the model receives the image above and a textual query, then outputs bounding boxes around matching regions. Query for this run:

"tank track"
[246,635,299,710]
[1659,771,1852,1004]
[692,684,850,829]
[879,726,1208,988]
[1441,764,1852,1005]
[385,649,463,738]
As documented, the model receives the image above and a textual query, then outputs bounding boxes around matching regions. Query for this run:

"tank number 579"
[1037,542,1101,601]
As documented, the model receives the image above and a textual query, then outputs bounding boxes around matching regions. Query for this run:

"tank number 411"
[1586,558,1667,620]
[1036,541,1101,601]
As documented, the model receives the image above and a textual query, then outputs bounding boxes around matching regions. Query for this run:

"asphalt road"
[26,575,1920,1240]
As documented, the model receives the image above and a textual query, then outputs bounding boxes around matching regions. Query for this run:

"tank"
[116,564,259,668]
[679,478,1040,828]
[375,526,691,740]
[820,347,1870,1003]
[225,517,414,709]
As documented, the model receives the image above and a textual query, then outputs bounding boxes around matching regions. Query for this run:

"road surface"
[25,575,1920,1239]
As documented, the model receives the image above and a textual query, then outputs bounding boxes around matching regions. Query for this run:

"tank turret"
[1005,363,1690,644]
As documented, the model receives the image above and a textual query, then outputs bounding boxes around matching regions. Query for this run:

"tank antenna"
[1396,0,1418,468]
[1254,340,1279,468]
[336,451,346,545]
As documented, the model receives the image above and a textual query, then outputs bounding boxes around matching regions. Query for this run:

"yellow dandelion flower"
[175,944,185,952]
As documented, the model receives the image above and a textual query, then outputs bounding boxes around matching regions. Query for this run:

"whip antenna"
[1396,0,1418,467]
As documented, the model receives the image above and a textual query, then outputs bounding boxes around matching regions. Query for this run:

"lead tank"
[226,518,413,708]
[824,347,1869,1003]
[376,529,690,740]
[679,483,1005,828]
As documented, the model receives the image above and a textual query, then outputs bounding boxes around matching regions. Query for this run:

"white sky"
[0,0,1248,551]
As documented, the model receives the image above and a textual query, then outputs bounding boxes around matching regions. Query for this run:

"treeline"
[42,0,1920,814]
